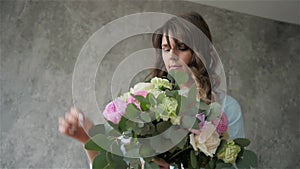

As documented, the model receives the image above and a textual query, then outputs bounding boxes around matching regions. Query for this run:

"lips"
[169,65,182,70]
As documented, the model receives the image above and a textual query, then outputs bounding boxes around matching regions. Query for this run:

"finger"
[78,112,84,127]
[141,160,145,169]
[152,158,169,168]
[58,124,67,134]
[59,117,67,130]
[66,114,78,134]
[60,116,71,130]
[65,112,78,125]
[70,107,81,118]
[68,125,76,135]
[60,118,76,135]
[58,120,70,135]
[58,117,64,125]
[71,107,84,127]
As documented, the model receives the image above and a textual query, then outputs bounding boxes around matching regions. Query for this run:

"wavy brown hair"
[149,12,220,103]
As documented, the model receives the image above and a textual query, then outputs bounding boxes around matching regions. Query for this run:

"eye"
[177,44,189,51]
[162,48,170,53]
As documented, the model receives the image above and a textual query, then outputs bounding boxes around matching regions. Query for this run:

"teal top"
[223,95,245,139]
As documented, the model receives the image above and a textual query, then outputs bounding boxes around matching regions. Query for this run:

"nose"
[169,49,179,60]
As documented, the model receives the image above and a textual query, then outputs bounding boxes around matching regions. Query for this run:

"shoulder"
[223,95,245,139]
[224,95,240,108]
[223,95,242,124]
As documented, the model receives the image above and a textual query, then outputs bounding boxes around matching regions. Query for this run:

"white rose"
[130,82,154,93]
[189,122,220,157]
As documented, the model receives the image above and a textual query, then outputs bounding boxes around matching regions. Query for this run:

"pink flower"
[103,98,127,124]
[196,114,205,129]
[212,112,228,135]
[128,91,148,110]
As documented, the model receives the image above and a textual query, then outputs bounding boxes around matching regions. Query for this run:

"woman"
[59,12,245,169]
[150,12,245,140]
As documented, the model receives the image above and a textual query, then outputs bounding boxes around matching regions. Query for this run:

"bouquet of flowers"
[85,71,257,169]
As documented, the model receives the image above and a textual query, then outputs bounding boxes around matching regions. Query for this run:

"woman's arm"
[58,107,99,164]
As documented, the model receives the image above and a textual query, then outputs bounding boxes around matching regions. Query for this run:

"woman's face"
[161,35,193,72]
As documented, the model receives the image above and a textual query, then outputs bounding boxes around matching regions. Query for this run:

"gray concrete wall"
[1,1,299,168]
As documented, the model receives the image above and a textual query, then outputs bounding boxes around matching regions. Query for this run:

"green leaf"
[179,97,190,114]
[236,158,250,169]
[157,93,166,104]
[140,123,156,136]
[144,162,160,169]
[106,129,122,137]
[176,135,187,149]
[110,140,123,157]
[234,138,251,147]
[190,151,198,168]
[150,136,173,153]
[93,153,108,169]
[118,117,128,132]
[169,70,189,85]
[131,94,149,104]
[157,121,172,134]
[140,102,150,111]
[170,128,187,145]
[125,120,142,134]
[107,121,121,133]
[88,124,106,137]
[216,139,227,154]
[179,97,198,117]
[181,115,197,129]
[140,113,152,123]
[87,133,110,151]
[187,84,197,103]
[139,144,156,158]
[165,90,177,97]
[207,158,217,169]
[207,102,222,121]
[126,103,140,119]
[237,147,244,158]
[186,106,199,118]
[106,152,128,168]
[125,144,140,158]
[153,106,165,114]
[199,100,210,110]
[243,150,258,167]
[147,93,156,105]
[215,160,234,169]
[84,139,104,151]
[125,157,142,168]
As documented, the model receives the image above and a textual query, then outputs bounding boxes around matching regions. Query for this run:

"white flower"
[189,122,220,157]
[130,82,154,93]
[119,92,130,102]
[150,77,172,90]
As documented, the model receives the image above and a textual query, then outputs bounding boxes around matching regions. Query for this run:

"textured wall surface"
[1,0,299,168]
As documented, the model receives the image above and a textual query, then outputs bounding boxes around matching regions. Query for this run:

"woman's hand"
[58,107,93,144]
[152,158,170,169]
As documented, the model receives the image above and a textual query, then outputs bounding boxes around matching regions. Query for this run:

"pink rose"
[128,91,148,110]
[103,98,127,124]
[212,112,228,135]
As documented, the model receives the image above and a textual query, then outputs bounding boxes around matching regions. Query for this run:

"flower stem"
[168,145,193,162]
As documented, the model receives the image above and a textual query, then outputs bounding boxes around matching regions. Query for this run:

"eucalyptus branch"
[168,145,193,162]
